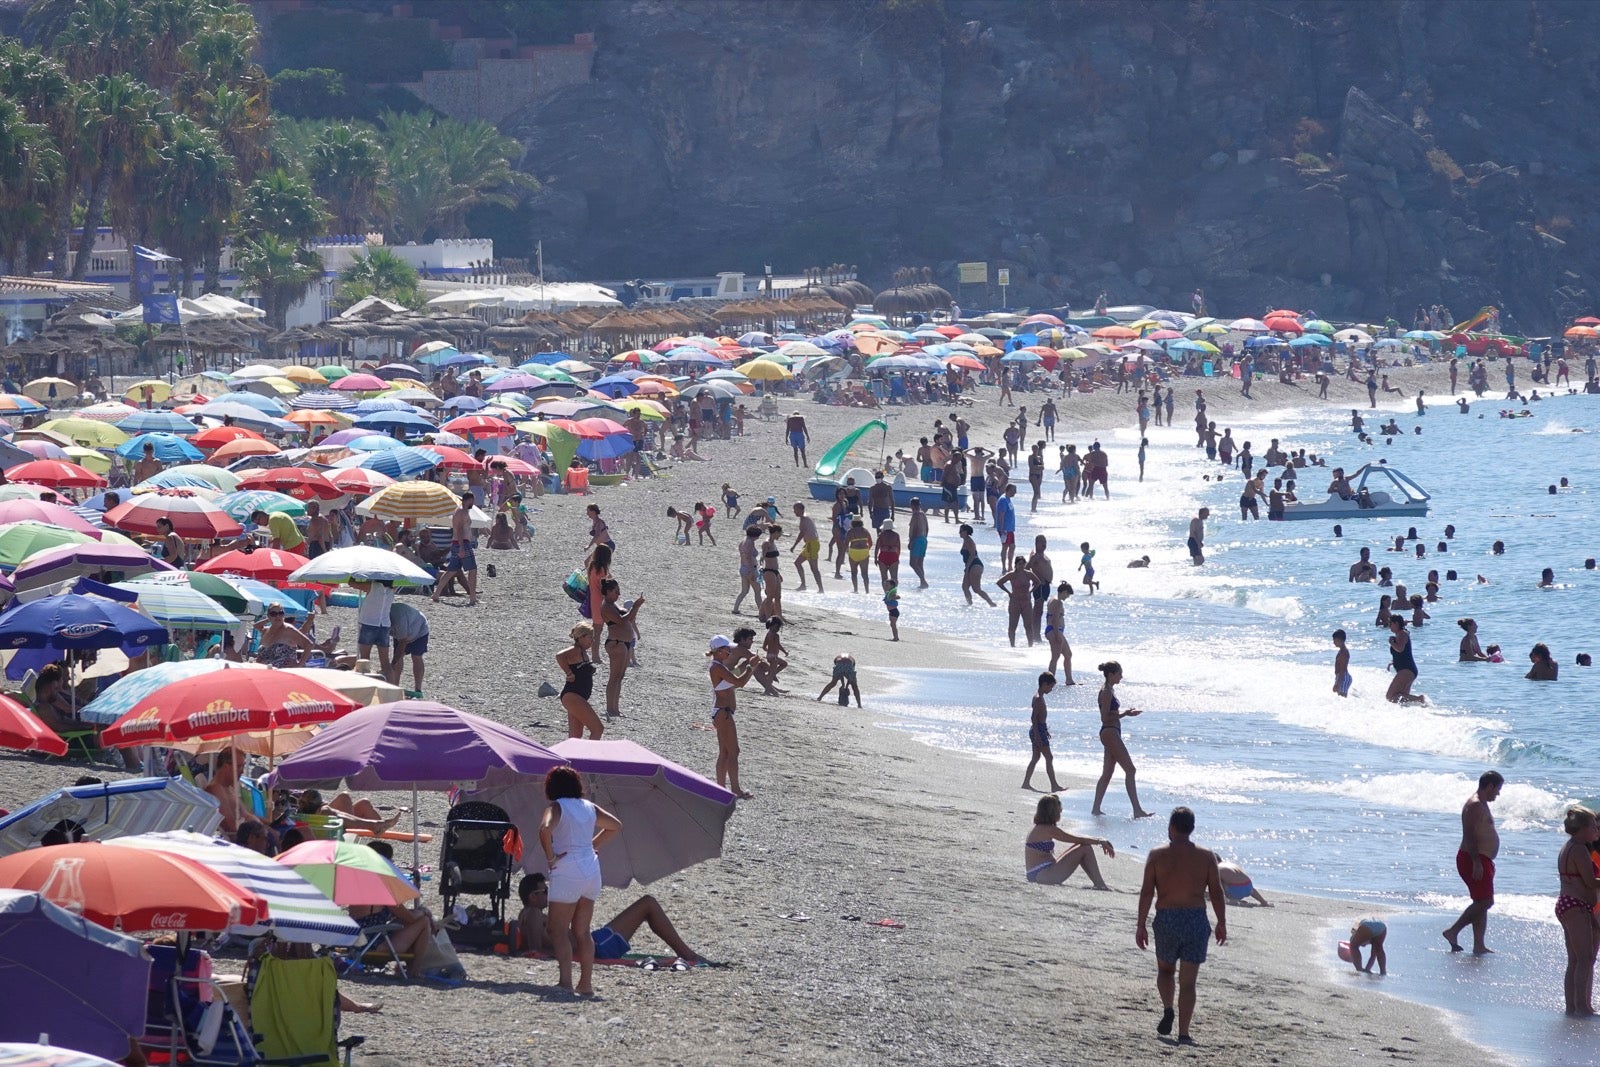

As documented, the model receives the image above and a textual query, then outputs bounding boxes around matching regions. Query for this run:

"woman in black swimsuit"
[759,524,784,620]
[1091,661,1153,818]
[556,622,603,738]
[1385,615,1421,704]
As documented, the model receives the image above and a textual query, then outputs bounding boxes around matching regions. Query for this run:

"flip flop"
[781,913,811,922]
[839,914,861,922]
[867,919,904,929]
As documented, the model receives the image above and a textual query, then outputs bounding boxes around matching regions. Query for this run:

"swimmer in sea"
[1539,567,1556,589]
[1332,629,1351,697]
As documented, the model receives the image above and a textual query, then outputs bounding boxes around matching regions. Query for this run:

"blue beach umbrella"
[331,447,442,479]
[350,398,419,415]
[115,410,198,436]
[348,434,406,452]
[1243,336,1282,349]
[440,396,486,412]
[0,591,168,652]
[590,375,640,398]
[1290,334,1331,347]
[113,433,203,463]
[78,660,239,725]
[216,391,289,416]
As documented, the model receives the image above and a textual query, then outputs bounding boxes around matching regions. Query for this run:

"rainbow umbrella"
[274,840,419,906]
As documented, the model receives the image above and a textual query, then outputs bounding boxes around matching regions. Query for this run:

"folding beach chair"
[248,955,365,1067]
[341,920,415,979]
[140,945,268,1066]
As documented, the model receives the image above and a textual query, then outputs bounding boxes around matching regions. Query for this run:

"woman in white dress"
[539,766,622,995]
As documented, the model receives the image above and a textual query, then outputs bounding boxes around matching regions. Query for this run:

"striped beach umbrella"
[110,580,240,630]
[327,467,395,495]
[331,447,442,480]
[292,390,356,410]
[108,831,361,946]
[0,522,95,570]
[235,467,343,501]
[216,490,308,522]
[0,776,222,854]
[105,491,244,539]
[354,481,462,522]
[75,402,140,423]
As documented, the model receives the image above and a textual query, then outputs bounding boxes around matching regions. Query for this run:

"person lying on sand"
[516,873,702,964]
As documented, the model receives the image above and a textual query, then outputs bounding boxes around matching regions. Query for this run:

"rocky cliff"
[503,0,1600,328]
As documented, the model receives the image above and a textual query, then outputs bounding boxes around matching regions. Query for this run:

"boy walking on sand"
[1332,629,1351,696]
[1136,807,1228,1046]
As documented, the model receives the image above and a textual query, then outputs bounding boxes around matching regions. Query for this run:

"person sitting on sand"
[348,842,439,979]
[1025,794,1112,887]
[516,873,702,965]
[1216,861,1270,906]
[1345,918,1387,975]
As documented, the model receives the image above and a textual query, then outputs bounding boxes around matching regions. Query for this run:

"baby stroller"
[438,800,517,923]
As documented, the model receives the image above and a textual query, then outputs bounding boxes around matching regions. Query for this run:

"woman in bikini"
[598,579,644,718]
[556,622,603,738]
[1045,582,1074,682]
[1091,660,1153,818]
[707,635,754,798]
[1024,794,1113,887]
[732,525,762,614]
[586,504,614,552]
[958,524,996,606]
[253,606,333,668]
[1557,806,1600,1016]
[759,524,785,619]
[844,518,873,594]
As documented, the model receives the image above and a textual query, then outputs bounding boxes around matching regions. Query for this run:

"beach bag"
[415,929,466,981]
[563,570,591,617]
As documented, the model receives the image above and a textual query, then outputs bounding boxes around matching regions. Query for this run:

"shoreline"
[0,358,1517,1065]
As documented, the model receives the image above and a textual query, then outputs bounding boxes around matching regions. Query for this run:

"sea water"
[793,388,1600,1065]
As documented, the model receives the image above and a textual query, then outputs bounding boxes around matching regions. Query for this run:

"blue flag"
[142,294,180,324]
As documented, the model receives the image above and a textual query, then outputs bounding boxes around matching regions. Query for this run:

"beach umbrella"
[113,410,196,436]
[21,378,75,402]
[1563,325,1597,339]
[211,391,289,416]
[0,777,221,853]
[97,665,358,749]
[588,374,640,398]
[113,433,202,464]
[353,482,463,524]
[0,695,67,757]
[1091,325,1138,340]
[0,523,96,571]
[283,409,344,432]
[1289,334,1331,347]
[108,579,239,630]
[274,840,418,908]
[285,667,403,709]
[440,414,514,438]
[216,490,308,523]
[104,492,242,539]
[288,545,433,587]
[0,843,265,933]
[373,363,423,381]
[4,461,106,489]
[0,500,103,537]
[353,410,436,436]
[439,395,486,412]
[195,547,311,582]
[0,486,47,503]
[1264,316,1303,334]
[235,467,343,501]
[349,435,404,453]
[123,378,172,403]
[188,425,262,451]
[329,373,387,393]
[107,831,360,946]
[143,464,241,492]
[318,427,379,447]
[486,455,542,476]
[350,397,420,415]
[0,890,151,1059]
[272,699,565,870]
[291,389,356,411]
[10,542,171,599]
[77,661,242,726]
[0,396,46,419]
[0,592,168,654]
[1303,319,1334,334]
[999,351,1043,364]
[481,738,735,888]
[611,349,661,367]
[414,444,480,471]
[327,468,395,495]
[1243,336,1282,348]
[131,570,262,617]
[330,447,442,480]
[1228,318,1270,333]
[277,365,325,385]
[71,402,139,424]
[741,360,793,382]
[208,437,283,465]
[315,365,349,381]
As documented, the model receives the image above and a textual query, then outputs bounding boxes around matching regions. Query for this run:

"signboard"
[957,262,988,285]
[997,269,1011,286]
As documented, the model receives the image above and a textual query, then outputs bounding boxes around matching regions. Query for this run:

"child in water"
[883,581,901,642]
[1078,541,1098,594]
[1344,918,1388,975]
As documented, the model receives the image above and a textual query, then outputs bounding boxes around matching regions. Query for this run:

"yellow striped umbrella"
[353,481,462,522]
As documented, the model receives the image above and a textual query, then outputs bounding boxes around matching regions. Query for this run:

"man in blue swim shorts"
[1136,806,1227,1046]
[785,412,810,467]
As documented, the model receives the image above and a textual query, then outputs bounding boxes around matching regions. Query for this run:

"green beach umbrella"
[0,521,95,570]
[155,464,243,492]
[217,490,309,523]
[317,365,351,381]
[112,580,241,630]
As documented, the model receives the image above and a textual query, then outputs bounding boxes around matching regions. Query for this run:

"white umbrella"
[288,545,434,587]
[1228,318,1270,333]
[1335,328,1374,344]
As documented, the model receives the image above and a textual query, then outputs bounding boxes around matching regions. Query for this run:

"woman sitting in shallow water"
[1024,794,1113,888]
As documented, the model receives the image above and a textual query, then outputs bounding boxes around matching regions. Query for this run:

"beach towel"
[251,955,338,1067]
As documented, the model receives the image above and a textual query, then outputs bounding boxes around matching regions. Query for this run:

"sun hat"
[707,634,732,651]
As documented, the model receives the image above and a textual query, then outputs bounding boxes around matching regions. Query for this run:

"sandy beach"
[0,359,1507,1065]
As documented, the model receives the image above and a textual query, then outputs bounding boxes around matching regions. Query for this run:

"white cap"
[707,634,732,651]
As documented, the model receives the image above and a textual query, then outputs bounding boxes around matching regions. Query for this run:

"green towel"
[251,955,338,1067]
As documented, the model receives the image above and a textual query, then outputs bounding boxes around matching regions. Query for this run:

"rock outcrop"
[502,0,1600,328]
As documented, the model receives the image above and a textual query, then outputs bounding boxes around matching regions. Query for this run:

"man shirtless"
[305,501,333,558]
[432,492,479,605]
[1136,807,1227,1046]
[1443,770,1503,955]
[1187,509,1208,566]
[906,499,930,588]
[785,412,810,466]
[939,452,965,524]
[133,442,163,484]
[790,503,823,592]
[1348,547,1377,583]
[1027,535,1053,642]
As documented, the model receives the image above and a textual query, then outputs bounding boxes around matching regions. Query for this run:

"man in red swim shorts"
[1444,769,1503,955]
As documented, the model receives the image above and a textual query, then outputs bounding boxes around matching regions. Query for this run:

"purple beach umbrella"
[470,738,737,888]
[11,542,174,600]
[0,889,151,1060]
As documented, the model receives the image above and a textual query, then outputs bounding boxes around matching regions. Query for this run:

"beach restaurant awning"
[425,283,622,313]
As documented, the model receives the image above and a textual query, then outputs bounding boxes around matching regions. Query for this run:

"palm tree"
[71,73,164,279]
[233,233,323,330]
[0,95,63,274]
[0,41,80,277]
[336,247,419,310]
[309,124,390,233]
[378,109,535,241]
[239,166,328,244]
[148,115,235,295]
[188,82,269,186]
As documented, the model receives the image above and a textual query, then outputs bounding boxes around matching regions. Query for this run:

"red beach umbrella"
[236,467,344,501]
[195,547,311,581]
[0,498,104,537]
[440,415,516,438]
[1264,316,1303,334]
[190,426,266,451]
[415,444,481,471]
[4,460,106,489]
[97,666,358,749]
[0,693,68,756]
[105,491,243,538]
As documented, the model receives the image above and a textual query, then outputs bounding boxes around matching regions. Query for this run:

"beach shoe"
[486,564,497,577]
[1157,1008,1175,1036]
